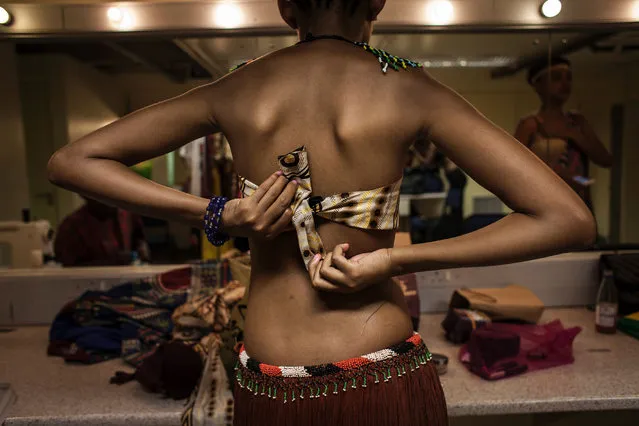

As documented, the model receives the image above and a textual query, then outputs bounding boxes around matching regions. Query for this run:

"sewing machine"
[0,221,52,269]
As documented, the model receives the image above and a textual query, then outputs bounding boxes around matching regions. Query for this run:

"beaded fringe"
[234,345,432,404]
[355,43,423,74]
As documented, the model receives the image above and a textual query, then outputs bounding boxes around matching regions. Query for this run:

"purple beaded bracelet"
[204,196,230,247]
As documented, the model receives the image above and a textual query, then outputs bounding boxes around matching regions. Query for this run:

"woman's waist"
[237,332,429,379]
[243,276,413,365]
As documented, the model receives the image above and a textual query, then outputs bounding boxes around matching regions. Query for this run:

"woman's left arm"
[49,81,298,240]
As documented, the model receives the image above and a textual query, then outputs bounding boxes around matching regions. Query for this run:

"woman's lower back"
[241,228,414,366]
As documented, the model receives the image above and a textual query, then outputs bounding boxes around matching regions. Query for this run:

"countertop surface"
[0,265,181,280]
[1,308,638,425]
[422,308,639,417]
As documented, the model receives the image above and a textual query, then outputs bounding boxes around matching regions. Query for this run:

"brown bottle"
[595,270,618,334]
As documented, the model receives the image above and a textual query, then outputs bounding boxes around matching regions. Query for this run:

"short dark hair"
[292,0,361,16]
[527,56,571,85]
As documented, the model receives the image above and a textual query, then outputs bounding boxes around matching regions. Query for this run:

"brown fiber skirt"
[232,333,448,426]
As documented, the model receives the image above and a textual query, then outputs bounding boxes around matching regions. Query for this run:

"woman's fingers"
[331,245,357,276]
[256,175,289,212]
[250,171,282,203]
[262,180,297,225]
[308,254,345,292]
[265,208,294,239]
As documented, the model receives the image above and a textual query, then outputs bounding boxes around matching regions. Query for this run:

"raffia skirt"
[232,333,448,426]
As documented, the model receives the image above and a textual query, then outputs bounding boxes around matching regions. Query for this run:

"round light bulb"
[107,7,122,23]
[107,7,135,30]
[541,0,562,18]
[118,11,134,30]
[0,7,12,25]
[214,4,244,29]
[459,59,468,67]
[425,1,454,25]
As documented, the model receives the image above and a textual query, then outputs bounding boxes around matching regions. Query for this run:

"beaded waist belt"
[234,333,432,403]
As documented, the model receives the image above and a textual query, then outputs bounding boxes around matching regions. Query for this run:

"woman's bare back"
[211,40,422,364]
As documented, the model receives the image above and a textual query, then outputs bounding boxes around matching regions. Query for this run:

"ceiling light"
[425,1,454,25]
[540,0,562,18]
[418,57,515,68]
[214,3,244,29]
[0,7,12,26]
[107,6,135,31]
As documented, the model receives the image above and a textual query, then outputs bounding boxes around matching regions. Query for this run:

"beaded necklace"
[297,32,423,74]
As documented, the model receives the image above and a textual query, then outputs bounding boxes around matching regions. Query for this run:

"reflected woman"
[515,56,613,210]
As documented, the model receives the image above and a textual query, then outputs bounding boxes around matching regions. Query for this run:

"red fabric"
[460,320,581,380]
[158,267,193,291]
[54,205,145,267]
[233,360,447,426]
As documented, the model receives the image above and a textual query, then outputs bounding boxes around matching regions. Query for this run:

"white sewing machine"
[0,221,52,269]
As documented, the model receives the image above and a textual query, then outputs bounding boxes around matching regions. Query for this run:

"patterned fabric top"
[238,333,428,378]
[238,146,401,269]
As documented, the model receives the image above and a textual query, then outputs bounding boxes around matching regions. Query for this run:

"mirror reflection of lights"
[420,57,514,68]
[107,7,134,31]
[540,0,562,18]
[0,6,12,26]
[425,0,454,25]
[214,3,244,29]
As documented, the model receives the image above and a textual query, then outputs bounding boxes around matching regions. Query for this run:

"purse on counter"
[459,320,581,381]
[448,284,545,324]
[441,308,491,344]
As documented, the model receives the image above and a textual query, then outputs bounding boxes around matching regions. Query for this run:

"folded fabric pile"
[48,266,193,365]
[108,260,243,403]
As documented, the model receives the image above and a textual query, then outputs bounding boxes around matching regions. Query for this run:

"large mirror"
[2,26,637,267]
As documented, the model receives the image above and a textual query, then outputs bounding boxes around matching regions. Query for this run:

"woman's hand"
[308,243,394,293]
[222,171,297,240]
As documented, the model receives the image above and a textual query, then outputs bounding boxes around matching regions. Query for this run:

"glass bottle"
[595,269,618,334]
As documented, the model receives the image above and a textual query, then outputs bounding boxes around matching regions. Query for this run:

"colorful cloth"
[48,267,192,366]
[618,311,639,340]
[239,146,401,268]
[232,333,447,426]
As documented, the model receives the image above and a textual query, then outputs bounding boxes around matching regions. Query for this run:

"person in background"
[54,197,151,267]
[514,56,613,210]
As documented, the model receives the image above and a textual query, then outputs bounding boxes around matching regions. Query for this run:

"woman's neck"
[539,102,565,118]
[297,13,369,43]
